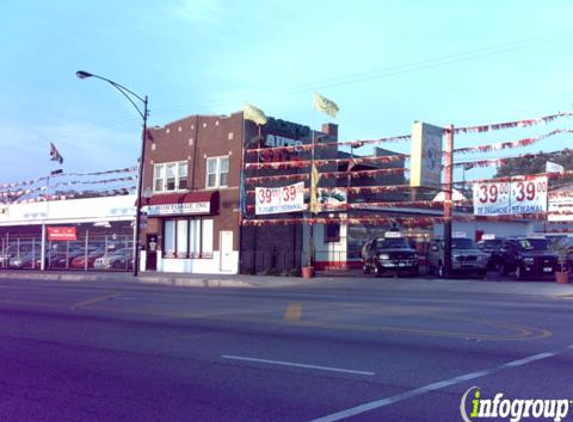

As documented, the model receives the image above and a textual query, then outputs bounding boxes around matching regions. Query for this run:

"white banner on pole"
[473,176,548,216]
[255,182,305,215]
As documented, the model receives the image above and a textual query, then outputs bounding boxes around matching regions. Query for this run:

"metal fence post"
[84,229,89,272]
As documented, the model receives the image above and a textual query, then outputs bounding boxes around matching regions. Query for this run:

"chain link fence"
[0,233,134,272]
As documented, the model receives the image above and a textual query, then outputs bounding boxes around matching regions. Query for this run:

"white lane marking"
[306,345,573,422]
[504,352,555,367]
[221,355,375,376]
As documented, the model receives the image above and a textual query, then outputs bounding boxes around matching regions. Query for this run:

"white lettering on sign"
[473,176,548,216]
[265,134,303,148]
[255,182,305,215]
[147,202,210,216]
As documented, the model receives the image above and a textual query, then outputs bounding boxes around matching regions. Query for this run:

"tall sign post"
[443,125,454,278]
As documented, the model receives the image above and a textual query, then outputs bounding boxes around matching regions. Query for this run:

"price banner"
[473,176,548,216]
[509,176,548,214]
[255,182,305,215]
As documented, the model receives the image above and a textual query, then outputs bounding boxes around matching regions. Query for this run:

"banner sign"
[47,227,77,241]
[548,192,573,222]
[473,176,548,216]
[410,122,443,189]
[255,182,305,215]
[147,202,211,216]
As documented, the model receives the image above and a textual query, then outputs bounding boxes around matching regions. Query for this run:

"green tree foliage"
[495,149,573,178]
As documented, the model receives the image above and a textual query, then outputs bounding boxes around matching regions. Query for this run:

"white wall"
[0,195,136,226]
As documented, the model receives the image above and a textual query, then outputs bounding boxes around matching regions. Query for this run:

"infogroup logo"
[460,387,571,422]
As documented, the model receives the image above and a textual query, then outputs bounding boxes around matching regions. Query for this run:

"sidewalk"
[0,269,572,297]
[0,269,321,289]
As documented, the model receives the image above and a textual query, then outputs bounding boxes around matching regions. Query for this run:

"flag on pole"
[546,161,564,174]
[313,92,339,118]
[309,164,320,214]
[49,142,64,164]
[243,104,268,125]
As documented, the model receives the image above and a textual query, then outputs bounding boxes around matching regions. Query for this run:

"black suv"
[499,237,558,280]
[361,235,419,276]
[477,238,504,270]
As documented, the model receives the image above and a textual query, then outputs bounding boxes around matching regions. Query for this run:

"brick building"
[140,111,339,274]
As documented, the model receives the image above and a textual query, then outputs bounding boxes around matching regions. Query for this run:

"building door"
[220,231,233,272]
[146,234,158,271]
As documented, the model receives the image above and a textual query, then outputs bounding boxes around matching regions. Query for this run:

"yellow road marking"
[283,302,303,322]
[72,292,120,310]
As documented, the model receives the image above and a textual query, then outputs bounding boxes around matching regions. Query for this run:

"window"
[206,156,230,189]
[162,218,214,259]
[325,223,341,243]
[153,161,188,192]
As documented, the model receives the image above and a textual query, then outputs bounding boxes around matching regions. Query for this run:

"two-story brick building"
[140,111,340,274]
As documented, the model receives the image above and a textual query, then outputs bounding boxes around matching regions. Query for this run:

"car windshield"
[375,239,410,249]
[482,239,502,248]
[452,238,476,249]
[517,239,548,251]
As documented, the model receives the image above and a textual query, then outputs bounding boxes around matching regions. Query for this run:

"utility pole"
[443,125,454,278]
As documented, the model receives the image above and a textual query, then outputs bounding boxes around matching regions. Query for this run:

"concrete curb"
[0,271,289,289]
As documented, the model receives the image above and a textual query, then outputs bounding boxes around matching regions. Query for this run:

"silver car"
[427,237,488,278]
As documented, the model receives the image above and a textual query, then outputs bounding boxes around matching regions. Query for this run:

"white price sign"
[255,182,305,215]
[509,176,548,214]
[473,181,511,216]
[473,176,548,216]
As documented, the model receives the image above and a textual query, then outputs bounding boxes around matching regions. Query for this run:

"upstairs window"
[206,156,229,189]
[153,161,188,193]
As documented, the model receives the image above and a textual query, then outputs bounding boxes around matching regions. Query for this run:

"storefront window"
[325,223,341,243]
[202,219,214,258]
[164,220,176,257]
[163,218,214,259]
[176,220,188,257]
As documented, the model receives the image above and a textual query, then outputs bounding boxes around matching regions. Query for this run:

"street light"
[76,70,148,276]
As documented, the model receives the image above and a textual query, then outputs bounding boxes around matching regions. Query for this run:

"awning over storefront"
[145,191,219,217]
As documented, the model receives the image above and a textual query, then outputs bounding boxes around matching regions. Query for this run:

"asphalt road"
[0,276,572,422]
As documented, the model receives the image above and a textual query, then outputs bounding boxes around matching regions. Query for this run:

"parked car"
[94,248,133,270]
[361,233,419,276]
[70,249,105,269]
[499,237,558,280]
[477,237,505,270]
[427,236,488,278]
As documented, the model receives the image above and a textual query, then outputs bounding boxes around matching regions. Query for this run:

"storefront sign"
[473,176,548,216]
[548,192,573,222]
[147,201,210,216]
[47,227,77,241]
[255,182,305,215]
[410,122,443,189]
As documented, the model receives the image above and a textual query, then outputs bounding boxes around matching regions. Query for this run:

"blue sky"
[1,0,572,184]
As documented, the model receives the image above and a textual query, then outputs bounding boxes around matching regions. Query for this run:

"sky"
[1,0,572,186]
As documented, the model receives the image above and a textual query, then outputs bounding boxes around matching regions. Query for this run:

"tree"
[495,149,573,178]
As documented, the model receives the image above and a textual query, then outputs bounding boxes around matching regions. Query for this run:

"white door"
[220,231,233,272]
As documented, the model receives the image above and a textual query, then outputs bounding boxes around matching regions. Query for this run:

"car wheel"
[477,269,487,279]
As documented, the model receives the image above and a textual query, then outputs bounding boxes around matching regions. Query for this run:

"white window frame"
[153,161,188,193]
[205,156,230,189]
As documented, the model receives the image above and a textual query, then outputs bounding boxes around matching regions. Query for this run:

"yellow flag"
[243,103,268,125]
[313,92,339,118]
[309,164,320,214]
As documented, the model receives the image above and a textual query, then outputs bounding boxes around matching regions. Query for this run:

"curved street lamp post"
[76,70,148,276]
